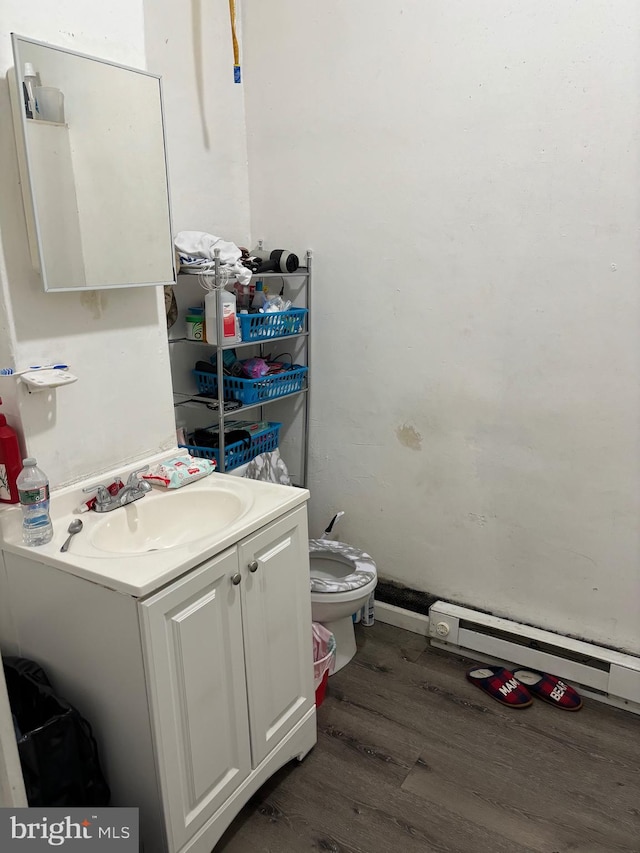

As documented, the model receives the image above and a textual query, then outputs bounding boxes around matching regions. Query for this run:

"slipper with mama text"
[466,666,533,708]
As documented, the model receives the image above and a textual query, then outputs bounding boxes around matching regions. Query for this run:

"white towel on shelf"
[174,231,241,263]
[174,230,251,285]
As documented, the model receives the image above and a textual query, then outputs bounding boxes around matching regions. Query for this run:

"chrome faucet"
[83,467,151,513]
[116,470,152,506]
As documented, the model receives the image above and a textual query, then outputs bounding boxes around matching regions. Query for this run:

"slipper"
[466,666,533,708]
[513,669,583,711]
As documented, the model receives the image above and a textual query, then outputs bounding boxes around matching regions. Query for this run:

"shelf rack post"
[213,248,227,472]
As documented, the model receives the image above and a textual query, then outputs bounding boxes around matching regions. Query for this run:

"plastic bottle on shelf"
[234,282,252,311]
[205,288,238,345]
[23,63,39,119]
[16,457,53,546]
[0,415,22,504]
[238,309,248,340]
[251,280,267,311]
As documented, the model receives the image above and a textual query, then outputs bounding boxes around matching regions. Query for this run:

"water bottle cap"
[24,62,36,78]
[23,457,37,466]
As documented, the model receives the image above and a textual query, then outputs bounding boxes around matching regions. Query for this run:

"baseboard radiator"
[428,600,640,714]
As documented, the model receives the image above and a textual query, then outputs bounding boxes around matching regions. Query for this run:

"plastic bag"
[312,623,336,706]
[4,657,110,807]
[241,357,270,379]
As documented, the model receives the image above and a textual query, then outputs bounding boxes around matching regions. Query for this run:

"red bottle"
[0,414,23,504]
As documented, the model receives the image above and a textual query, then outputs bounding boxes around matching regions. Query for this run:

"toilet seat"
[308,539,377,594]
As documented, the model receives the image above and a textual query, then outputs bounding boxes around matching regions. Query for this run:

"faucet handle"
[126,466,149,486]
[82,483,112,506]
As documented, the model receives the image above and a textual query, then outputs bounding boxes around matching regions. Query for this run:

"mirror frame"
[10,33,176,292]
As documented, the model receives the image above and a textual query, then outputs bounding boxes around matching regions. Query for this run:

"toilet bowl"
[309,539,377,673]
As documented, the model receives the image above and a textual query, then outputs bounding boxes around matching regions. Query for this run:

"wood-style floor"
[217,622,640,853]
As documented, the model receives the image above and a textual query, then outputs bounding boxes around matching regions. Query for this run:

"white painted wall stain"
[396,423,423,451]
[79,290,108,321]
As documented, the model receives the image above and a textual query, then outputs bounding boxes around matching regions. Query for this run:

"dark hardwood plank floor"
[216,622,640,853]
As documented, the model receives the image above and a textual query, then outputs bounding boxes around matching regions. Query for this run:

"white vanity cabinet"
[0,503,316,853]
[140,508,315,852]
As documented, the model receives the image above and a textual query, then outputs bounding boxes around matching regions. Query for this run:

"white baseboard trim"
[430,639,640,716]
[374,598,640,714]
[374,601,430,636]
[429,600,640,716]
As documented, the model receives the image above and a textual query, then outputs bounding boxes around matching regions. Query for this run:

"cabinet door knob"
[231,572,242,586]
[248,560,259,573]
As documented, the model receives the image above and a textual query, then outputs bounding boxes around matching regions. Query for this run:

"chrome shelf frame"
[170,249,312,485]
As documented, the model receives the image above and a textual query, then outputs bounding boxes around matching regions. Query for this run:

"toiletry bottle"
[185,314,205,341]
[175,415,188,446]
[23,63,38,119]
[0,415,22,504]
[238,308,249,341]
[205,288,238,345]
[361,592,375,626]
[16,457,53,545]
[251,280,266,310]
[22,82,32,119]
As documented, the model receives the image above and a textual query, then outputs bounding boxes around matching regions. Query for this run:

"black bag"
[4,656,110,807]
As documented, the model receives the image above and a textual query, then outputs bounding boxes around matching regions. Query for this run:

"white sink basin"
[89,486,252,555]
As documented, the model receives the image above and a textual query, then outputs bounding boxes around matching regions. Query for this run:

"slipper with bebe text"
[512,669,583,711]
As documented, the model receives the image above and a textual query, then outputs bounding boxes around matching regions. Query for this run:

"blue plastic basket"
[193,365,308,405]
[180,422,281,471]
[238,307,307,342]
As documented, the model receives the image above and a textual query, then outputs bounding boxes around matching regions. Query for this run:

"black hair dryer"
[255,248,299,274]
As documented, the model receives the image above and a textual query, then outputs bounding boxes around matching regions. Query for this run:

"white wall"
[242,1,640,654]
[2,2,635,656]
[0,1,176,487]
[144,0,250,242]
[143,0,252,465]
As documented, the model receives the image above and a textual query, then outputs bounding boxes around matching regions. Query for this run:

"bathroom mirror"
[10,35,175,292]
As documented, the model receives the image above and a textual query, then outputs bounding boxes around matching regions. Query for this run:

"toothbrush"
[0,364,69,376]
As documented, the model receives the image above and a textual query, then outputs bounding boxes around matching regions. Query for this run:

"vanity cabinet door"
[239,507,315,767]
[139,548,251,853]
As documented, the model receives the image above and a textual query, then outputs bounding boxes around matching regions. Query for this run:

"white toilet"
[309,539,377,673]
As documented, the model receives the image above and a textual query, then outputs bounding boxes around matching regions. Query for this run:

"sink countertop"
[0,462,308,598]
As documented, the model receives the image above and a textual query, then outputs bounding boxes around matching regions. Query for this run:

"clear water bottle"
[16,457,53,546]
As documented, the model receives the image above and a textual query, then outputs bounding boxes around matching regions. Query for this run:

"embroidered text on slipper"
[499,677,520,697]
[550,681,568,701]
